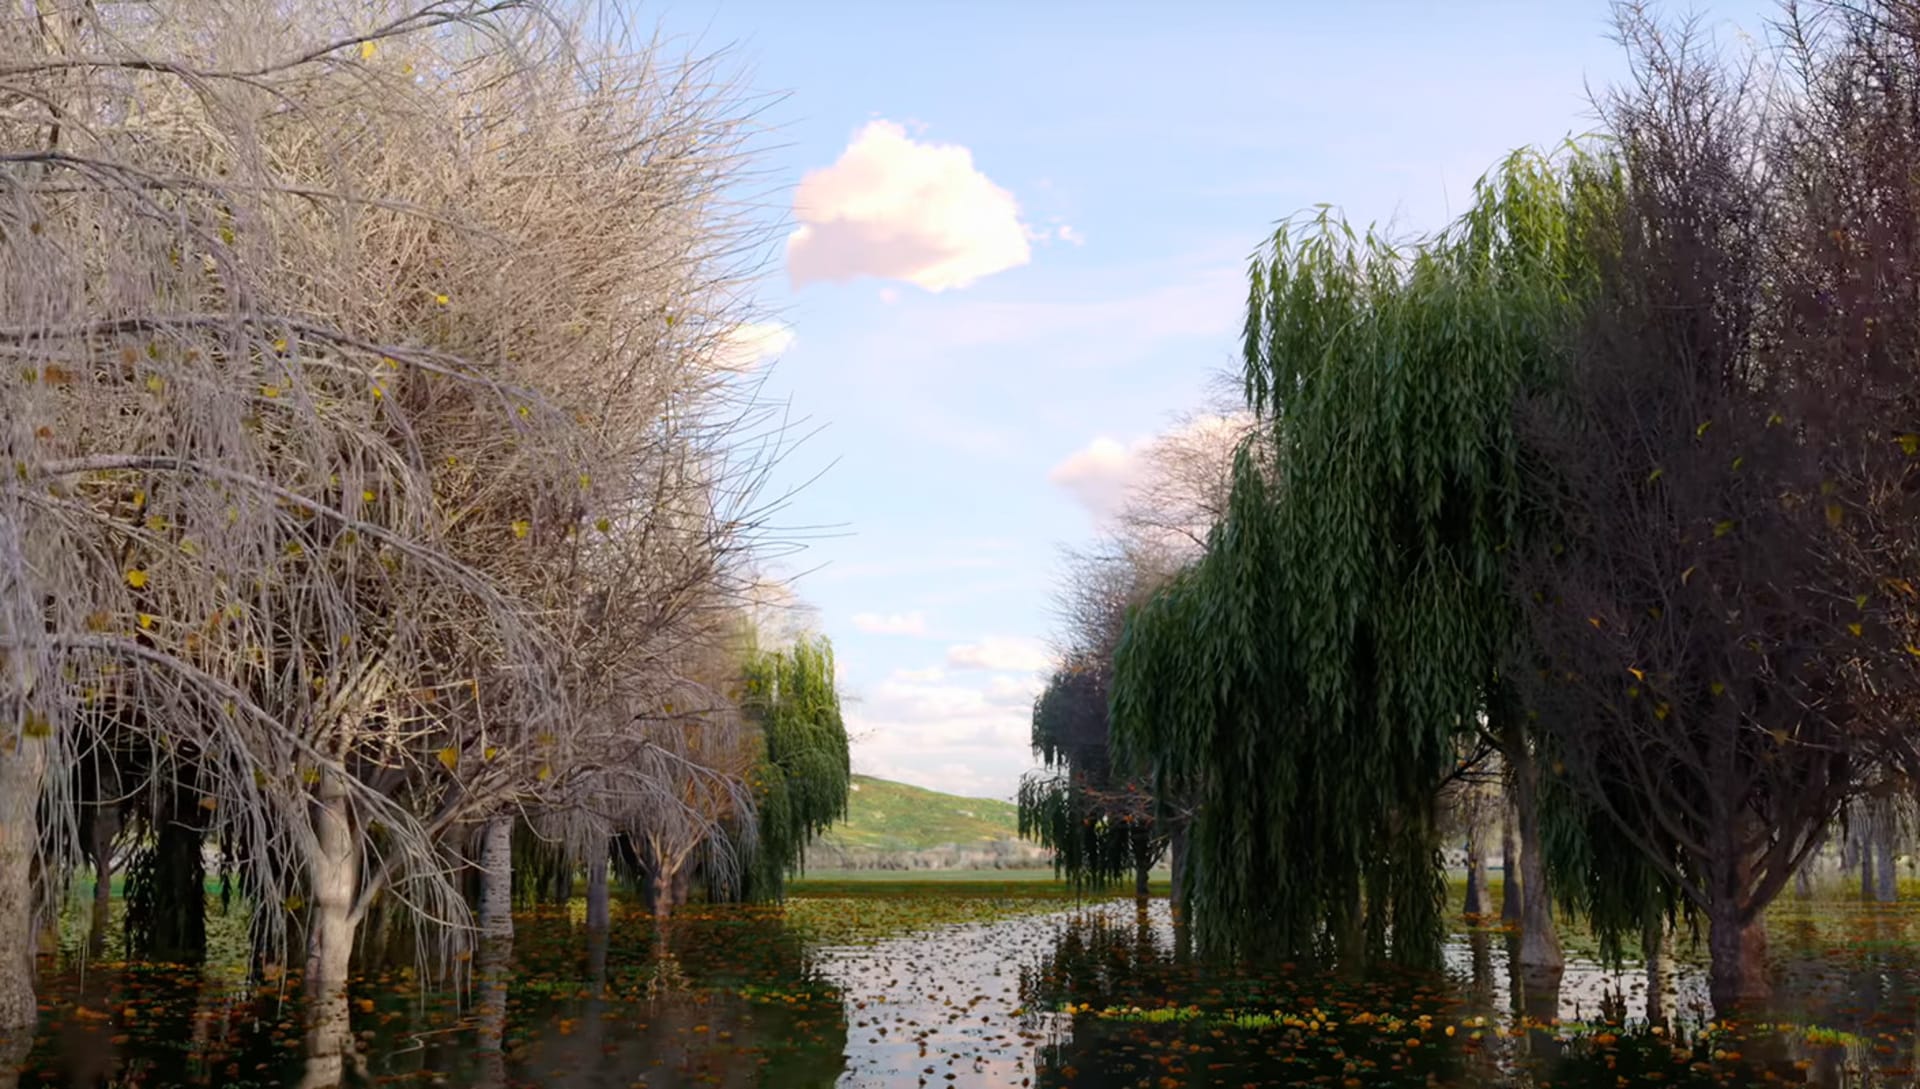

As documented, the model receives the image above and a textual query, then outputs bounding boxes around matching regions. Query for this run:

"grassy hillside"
[820,775,1021,852]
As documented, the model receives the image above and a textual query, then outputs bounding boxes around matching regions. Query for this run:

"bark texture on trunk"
[1509,743,1562,971]
[0,735,48,1032]
[1707,906,1770,1011]
[479,817,514,942]
[585,846,610,932]
[1643,913,1667,1027]
[303,771,360,1083]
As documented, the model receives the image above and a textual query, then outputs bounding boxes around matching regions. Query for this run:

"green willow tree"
[1020,657,1165,900]
[1111,149,1631,967]
[737,634,850,900]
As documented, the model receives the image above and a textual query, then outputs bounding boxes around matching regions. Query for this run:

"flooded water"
[13,894,1920,1088]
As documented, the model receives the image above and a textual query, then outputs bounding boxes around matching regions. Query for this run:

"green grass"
[817,775,1023,852]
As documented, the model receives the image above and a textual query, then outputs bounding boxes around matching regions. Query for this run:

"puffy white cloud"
[1048,411,1255,529]
[711,321,794,373]
[852,610,928,636]
[843,670,1047,799]
[1046,436,1135,521]
[787,120,1031,293]
[945,636,1054,674]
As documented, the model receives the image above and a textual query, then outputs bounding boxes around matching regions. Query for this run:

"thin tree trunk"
[303,769,360,1085]
[1463,796,1488,917]
[1168,822,1189,918]
[0,732,48,1032]
[646,862,674,920]
[1500,799,1522,925]
[1643,911,1667,1027]
[1134,856,1151,906]
[1874,806,1898,903]
[1508,740,1562,971]
[479,817,514,942]
[1860,814,1875,900]
[88,802,118,958]
[585,844,610,932]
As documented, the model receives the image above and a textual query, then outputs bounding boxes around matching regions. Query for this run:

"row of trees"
[0,0,849,1076]
[1033,1,1920,1012]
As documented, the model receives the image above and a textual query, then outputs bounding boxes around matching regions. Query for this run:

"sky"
[643,0,1774,802]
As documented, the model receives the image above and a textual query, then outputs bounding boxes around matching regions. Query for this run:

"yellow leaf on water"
[436,747,458,772]
[125,569,148,589]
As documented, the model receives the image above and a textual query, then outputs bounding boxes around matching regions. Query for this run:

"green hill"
[807,776,1050,870]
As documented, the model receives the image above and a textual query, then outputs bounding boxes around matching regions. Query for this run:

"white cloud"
[1047,436,1135,521]
[946,636,1054,674]
[852,610,928,636]
[787,120,1032,293]
[711,321,794,373]
[1058,224,1084,245]
[843,670,1047,799]
[1048,411,1255,527]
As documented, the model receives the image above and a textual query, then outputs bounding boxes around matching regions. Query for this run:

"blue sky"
[648,0,1772,801]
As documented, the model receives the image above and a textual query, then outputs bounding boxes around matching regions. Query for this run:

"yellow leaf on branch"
[436,747,458,772]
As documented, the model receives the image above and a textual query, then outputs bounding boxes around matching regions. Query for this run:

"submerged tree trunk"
[1707,902,1769,1010]
[88,802,118,957]
[1500,800,1522,925]
[1508,741,1562,971]
[1643,912,1668,1027]
[0,733,48,1032]
[303,770,360,1086]
[1168,822,1189,918]
[479,817,514,943]
[1463,801,1488,917]
[1874,806,1898,903]
[585,844,610,932]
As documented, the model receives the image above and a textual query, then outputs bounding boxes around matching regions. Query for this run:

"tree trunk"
[585,844,610,932]
[303,771,360,1087]
[1134,856,1151,906]
[646,862,674,920]
[88,803,118,958]
[1508,742,1562,971]
[479,817,514,943]
[149,808,207,963]
[670,862,691,912]
[1500,799,1522,924]
[1643,912,1667,1027]
[1168,822,1189,918]
[0,732,48,1033]
[1874,807,1898,903]
[1707,903,1770,1011]
[1860,815,1875,900]
[1463,804,1488,918]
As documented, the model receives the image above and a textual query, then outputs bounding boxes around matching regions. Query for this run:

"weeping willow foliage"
[1019,664,1161,892]
[1111,148,1625,965]
[737,635,850,900]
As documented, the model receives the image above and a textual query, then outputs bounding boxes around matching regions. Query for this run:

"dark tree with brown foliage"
[1510,2,1920,1010]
